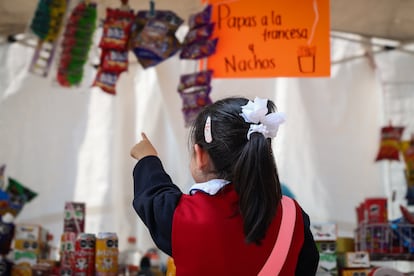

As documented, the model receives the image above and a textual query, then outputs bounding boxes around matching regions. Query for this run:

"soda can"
[63,202,85,235]
[60,232,76,275]
[95,232,118,275]
[75,233,96,275]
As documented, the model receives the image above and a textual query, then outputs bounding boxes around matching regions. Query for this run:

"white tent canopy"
[1,1,414,254]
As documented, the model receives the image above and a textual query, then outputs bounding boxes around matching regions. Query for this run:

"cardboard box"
[13,224,48,258]
[311,222,337,241]
[337,251,370,268]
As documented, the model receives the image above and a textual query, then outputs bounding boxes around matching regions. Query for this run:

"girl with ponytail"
[131,97,319,275]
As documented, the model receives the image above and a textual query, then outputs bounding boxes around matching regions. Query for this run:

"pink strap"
[258,196,297,276]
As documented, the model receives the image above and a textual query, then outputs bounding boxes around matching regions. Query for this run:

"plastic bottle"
[118,236,143,276]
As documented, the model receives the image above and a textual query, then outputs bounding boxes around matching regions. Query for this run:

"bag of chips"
[188,5,212,30]
[375,125,404,161]
[92,68,119,95]
[178,70,213,93]
[130,10,183,68]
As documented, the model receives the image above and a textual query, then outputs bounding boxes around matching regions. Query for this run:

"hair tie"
[240,97,285,140]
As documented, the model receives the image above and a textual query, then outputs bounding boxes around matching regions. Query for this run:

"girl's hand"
[130,133,158,161]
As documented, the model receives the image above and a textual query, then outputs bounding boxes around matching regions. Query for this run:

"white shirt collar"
[189,179,230,195]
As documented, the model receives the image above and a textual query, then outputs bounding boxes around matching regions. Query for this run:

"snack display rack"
[354,223,414,261]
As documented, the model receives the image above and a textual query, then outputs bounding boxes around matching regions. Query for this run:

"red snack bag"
[178,70,213,92]
[180,38,218,60]
[188,5,212,30]
[101,50,129,73]
[375,125,404,161]
[92,68,119,95]
[99,8,135,50]
[183,23,214,46]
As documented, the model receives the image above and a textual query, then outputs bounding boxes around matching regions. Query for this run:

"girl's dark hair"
[190,97,282,245]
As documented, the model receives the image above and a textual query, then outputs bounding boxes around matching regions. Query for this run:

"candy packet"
[180,38,218,60]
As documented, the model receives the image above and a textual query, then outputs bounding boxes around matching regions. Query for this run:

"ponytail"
[233,133,281,244]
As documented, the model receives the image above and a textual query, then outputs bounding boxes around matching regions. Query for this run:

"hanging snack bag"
[6,178,37,216]
[101,50,129,73]
[57,2,97,87]
[178,70,213,93]
[131,10,183,68]
[92,68,119,95]
[375,125,404,161]
[99,8,135,51]
[183,23,215,46]
[180,86,212,127]
[30,0,52,40]
[44,0,67,42]
[180,38,218,60]
[188,5,212,30]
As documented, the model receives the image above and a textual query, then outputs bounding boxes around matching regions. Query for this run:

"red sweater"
[132,156,319,276]
[172,185,304,275]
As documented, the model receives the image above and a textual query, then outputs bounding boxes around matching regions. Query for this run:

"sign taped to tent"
[206,0,330,78]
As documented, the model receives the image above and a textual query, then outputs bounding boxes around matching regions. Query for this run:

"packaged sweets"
[95,232,118,275]
[130,10,183,68]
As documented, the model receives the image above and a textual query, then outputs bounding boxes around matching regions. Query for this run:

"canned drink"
[64,202,85,235]
[75,233,96,275]
[60,232,76,275]
[95,232,118,275]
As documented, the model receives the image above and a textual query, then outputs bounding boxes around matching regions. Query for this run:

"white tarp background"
[1,34,413,253]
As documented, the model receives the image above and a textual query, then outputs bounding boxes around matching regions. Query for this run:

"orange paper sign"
[206,0,330,78]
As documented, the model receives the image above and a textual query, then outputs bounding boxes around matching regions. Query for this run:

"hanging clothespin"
[149,0,155,17]
[120,0,130,11]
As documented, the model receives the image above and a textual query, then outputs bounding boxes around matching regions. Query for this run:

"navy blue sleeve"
[295,210,320,276]
[132,156,183,256]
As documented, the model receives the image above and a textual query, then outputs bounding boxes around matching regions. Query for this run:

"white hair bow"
[240,97,285,140]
